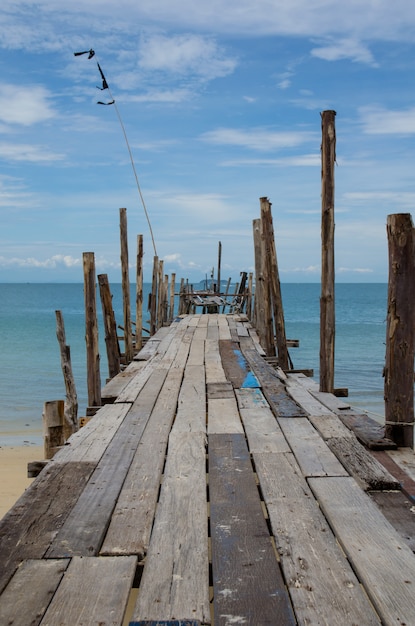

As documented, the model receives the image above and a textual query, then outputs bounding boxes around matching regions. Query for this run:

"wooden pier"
[1,313,415,625]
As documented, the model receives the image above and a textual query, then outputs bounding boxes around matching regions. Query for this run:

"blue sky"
[1,1,415,283]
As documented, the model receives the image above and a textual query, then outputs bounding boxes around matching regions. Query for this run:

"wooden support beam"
[320,110,336,392]
[55,310,78,434]
[384,213,415,447]
[136,234,144,351]
[83,252,101,408]
[120,207,133,363]
[98,274,121,380]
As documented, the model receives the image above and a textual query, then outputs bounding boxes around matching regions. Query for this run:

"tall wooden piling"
[320,110,336,393]
[43,400,66,459]
[253,219,265,341]
[98,274,121,379]
[83,252,101,409]
[169,273,176,321]
[55,310,78,433]
[217,241,222,294]
[260,197,289,368]
[136,235,144,351]
[120,208,133,363]
[384,213,415,448]
[150,256,159,335]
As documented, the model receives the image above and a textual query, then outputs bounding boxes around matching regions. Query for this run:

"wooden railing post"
[83,252,101,409]
[150,255,159,335]
[120,208,133,363]
[260,197,289,368]
[320,110,336,392]
[98,274,121,379]
[253,218,266,347]
[55,310,78,433]
[384,213,415,448]
[136,234,144,351]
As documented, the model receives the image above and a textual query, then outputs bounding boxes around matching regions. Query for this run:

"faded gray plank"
[207,396,244,435]
[101,343,191,557]
[209,433,295,626]
[101,361,146,403]
[47,369,169,557]
[41,556,137,626]
[53,402,131,463]
[0,559,69,626]
[235,389,290,454]
[131,431,210,624]
[309,475,415,626]
[254,452,381,625]
[278,417,349,477]
[173,364,206,433]
[0,461,94,594]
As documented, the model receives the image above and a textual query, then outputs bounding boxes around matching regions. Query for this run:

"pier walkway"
[1,314,415,625]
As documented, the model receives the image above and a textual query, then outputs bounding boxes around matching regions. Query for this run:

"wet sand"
[0,445,44,519]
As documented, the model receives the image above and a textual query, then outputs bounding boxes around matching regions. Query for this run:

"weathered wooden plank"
[235,388,290,454]
[209,433,295,626]
[217,314,231,340]
[278,417,349,477]
[207,314,219,340]
[101,361,146,403]
[173,364,206,433]
[101,343,191,557]
[372,450,415,499]
[387,448,415,482]
[339,412,397,449]
[219,341,260,389]
[47,368,169,558]
[285,376,333,416]
[41,556,137,626]
[0,559,69,626]
[369,491,415,552]
[309,475,415,626]
[131,431,210,624]
[207,396,244,435]
[54,402,132,463]
[236,321,250,336]
[307,413,399,490]
[186,337,205,366]
[205,338,227,384]
[134,337,162,361]
[241,346,306,417]
[327,436,399,491]
[206,381,234,399]
[0,462,94,594]
[254,452,381,625]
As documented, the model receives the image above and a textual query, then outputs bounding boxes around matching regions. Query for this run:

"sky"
[1,1,415,283]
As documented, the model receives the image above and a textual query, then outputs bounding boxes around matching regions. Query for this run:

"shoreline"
[0,444,43,520]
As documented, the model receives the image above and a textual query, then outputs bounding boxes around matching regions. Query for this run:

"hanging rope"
[74,49,158,257]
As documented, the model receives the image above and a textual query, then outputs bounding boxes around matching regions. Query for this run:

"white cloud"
[0,143,65,163]
[0,84,56,125]
[221,154,320,167]
[311,38,377,66]
[359,106,415,134]
[200,128,316,151]
[0,254,82,268]
[138,34,237,80]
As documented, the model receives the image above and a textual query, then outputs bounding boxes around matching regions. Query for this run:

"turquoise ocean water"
[0,283,389,446]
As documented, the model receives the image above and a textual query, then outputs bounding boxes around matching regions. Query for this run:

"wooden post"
[55,310,78,434]
[169,272,176,321]
[253,218,266,346]
[157,259,164,330]
[83,252,101,408]
[384,213,415,448]
[150,255,158,335]
[217,241,222,294]
[178,277,186,315]
[43,400,66,459]
[98,274,121,379]
[260,198,289,368]
[320,110,336,392]
[136,234,144,352]
[120,208,133,363]
[247,272,253,320]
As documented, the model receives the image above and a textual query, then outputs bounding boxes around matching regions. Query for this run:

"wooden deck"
[1,313,415,625]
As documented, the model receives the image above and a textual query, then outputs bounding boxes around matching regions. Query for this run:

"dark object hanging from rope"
[74,49,95,59]
[96,63,109,90]
[97,100,115,105]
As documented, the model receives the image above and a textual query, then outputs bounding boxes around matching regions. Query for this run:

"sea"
[0,282,389,446]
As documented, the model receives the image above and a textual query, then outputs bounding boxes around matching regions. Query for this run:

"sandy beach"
[0,445,44,520]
